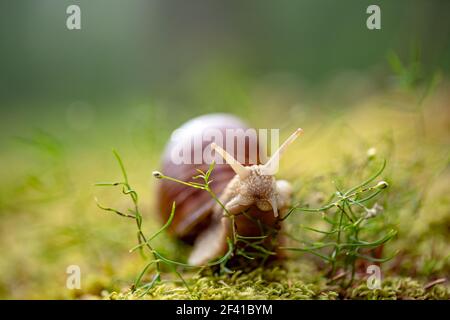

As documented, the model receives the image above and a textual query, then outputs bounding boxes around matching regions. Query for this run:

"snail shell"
[157,114,260,239]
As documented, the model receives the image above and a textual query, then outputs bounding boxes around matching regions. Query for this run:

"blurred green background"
[0,0,449,299]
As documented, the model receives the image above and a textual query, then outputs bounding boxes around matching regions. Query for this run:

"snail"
[156,114,302,266]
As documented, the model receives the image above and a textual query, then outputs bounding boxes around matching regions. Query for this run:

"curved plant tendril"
[280,159,396,286]
[95,152,239,296]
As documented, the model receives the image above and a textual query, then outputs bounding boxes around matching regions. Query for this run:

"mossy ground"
[0,78,449,300]
[108,263,449,300]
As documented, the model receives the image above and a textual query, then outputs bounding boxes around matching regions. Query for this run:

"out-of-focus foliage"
[0,1,449,299]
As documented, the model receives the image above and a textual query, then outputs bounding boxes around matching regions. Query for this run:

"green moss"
[109,263,337,300]
[349,277,449,300]
[107,263,449,300]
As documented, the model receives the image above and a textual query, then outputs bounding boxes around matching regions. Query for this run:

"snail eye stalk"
[262,128,303,175]
[211,143,250,179]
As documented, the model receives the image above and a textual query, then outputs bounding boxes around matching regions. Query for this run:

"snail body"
[156,113,302,266]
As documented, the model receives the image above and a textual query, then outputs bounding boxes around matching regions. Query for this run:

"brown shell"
[156,114,264,242]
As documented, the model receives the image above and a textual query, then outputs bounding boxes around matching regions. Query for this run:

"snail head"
[211,128,302,217]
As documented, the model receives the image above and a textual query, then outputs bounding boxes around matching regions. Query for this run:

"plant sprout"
[280,159,397,286]
[95,151,396,296]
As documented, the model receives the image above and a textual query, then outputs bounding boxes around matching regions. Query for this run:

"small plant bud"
[152,171,163,179]
[375,180,389,189]
[367,147,377,160]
